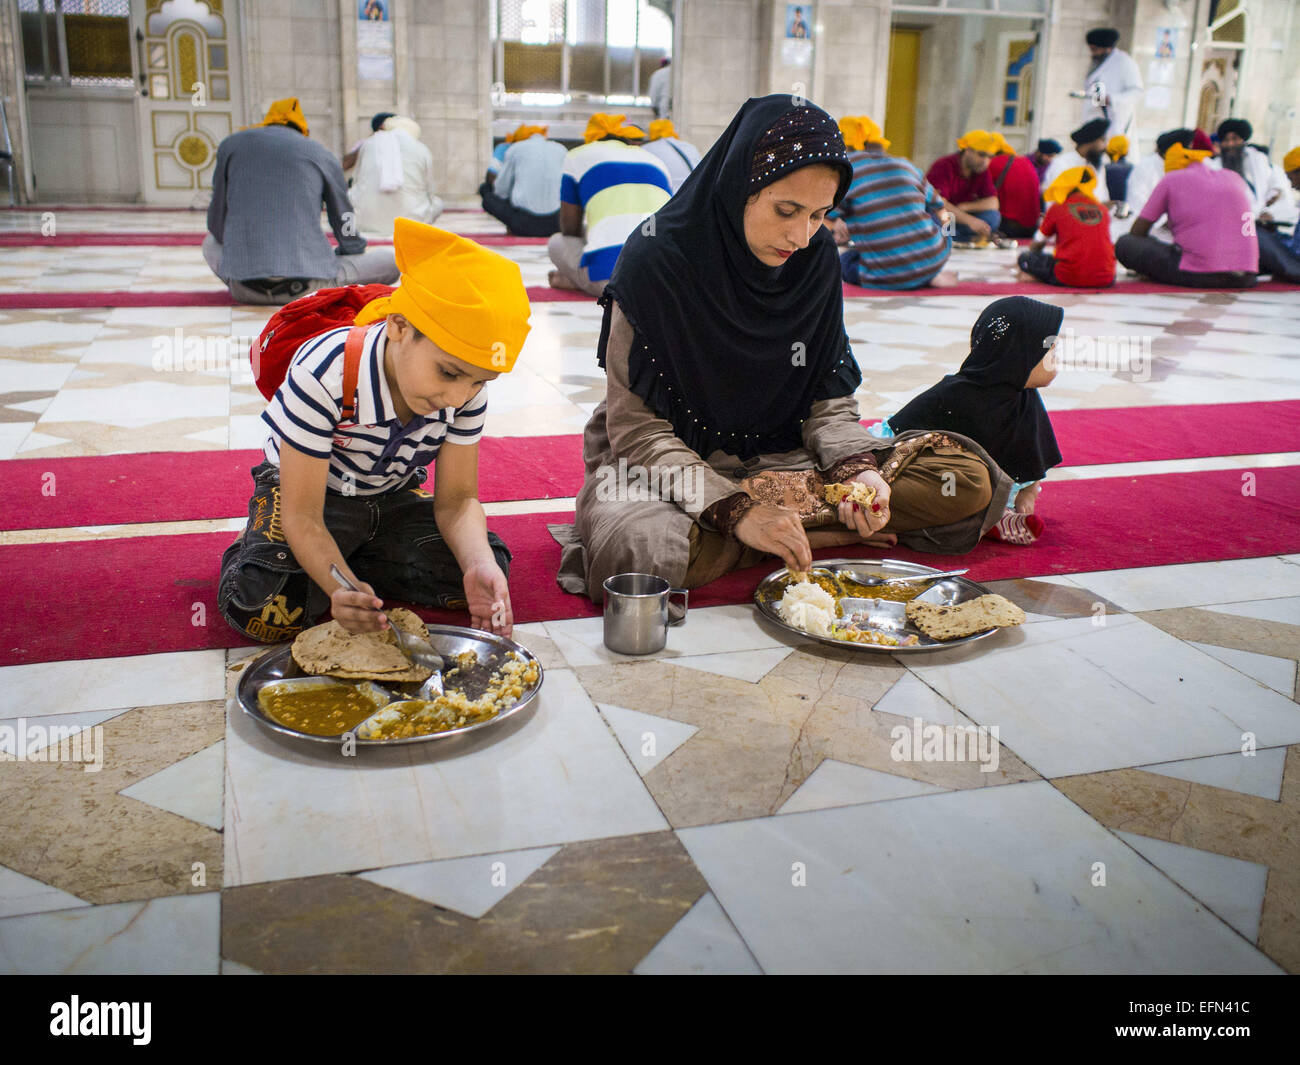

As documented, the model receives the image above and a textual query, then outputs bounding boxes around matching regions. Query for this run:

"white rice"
[777,581,836,637]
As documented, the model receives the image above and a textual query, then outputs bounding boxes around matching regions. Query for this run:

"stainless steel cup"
[602,573,689,655]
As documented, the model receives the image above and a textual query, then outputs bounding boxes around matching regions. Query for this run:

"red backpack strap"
[340,324,369,423]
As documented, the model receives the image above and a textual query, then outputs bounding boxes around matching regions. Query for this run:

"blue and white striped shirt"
[261,323,487,496]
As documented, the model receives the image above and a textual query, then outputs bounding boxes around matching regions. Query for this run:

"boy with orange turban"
[1016,167,1115,287]
[218,219,533,642]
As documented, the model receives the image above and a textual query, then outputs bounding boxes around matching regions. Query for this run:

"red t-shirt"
[1040,193,1115,287]
[988,154,1041,231]
[925,153,996,206]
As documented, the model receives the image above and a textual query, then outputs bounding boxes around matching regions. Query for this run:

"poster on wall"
[1154,26,1178,60]
[357,0,395,82]
[782,3,814,68]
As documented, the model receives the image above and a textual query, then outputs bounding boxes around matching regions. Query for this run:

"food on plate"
[905,594,1026,640]
[291,607,432,682]
[823,482,877,507]
[355,653,540,740]
[831,624,920,647]
[258,679,389,736]
[444,649,479,679]
[837,574,927,603]
[776,580,836,637]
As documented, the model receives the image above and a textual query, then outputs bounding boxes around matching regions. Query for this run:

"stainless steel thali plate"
[754,558,1004,654]
[236,625,543,748]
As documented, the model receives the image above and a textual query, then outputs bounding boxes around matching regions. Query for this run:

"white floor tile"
[875,672,960,726]
[1115,831,1268,942]
[634,891,763,975]
[1062,558,1300,612]
[221,958,261,975]
[677,781,1281,974]
[597,703,698,775]
[1140,748,1288,802]
[668,647,793,683]
[906,615,1300,778]
[118,740,224,830]
[0,893,220,974]
[0,708,126,758]
[0,866,88,920]
[223,669,668,886]
[1207,596,1300,627]
[356,846,560,918]
[777,759,947,814]
[1189,642,1296,697]
[0,650,225,719]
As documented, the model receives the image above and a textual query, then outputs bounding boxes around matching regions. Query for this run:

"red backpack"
[253,283,395,420]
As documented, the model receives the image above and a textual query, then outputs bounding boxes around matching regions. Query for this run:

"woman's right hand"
[734,503,813,574]
[331,580,386,634]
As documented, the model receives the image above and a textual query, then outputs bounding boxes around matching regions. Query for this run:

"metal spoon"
[851,568,969,588]
[329,564,445,694]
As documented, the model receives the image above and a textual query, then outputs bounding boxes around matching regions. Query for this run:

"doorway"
[886,27,920,163]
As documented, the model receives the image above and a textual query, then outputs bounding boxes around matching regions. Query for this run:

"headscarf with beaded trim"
[596,95,856,461]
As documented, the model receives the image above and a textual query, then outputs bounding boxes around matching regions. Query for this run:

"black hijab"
[598,95,858,461]
[890,297,1064,483]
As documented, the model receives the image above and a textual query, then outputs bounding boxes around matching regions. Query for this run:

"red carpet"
[2,400,1298,532]
[843,279,1299,297]
[0,291,234,309]
[4,465,1298,665]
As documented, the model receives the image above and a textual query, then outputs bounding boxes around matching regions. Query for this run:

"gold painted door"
[130,0,242,205]
[886,29,920,164]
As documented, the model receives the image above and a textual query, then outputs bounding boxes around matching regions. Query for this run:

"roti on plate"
[291,606,432,681]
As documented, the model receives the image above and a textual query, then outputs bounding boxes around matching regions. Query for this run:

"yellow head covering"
[838,116,890,152]
[993,133,1015,155]
[1164,143,1212,172]
[1283,146,1300,173]
[1044,166,1098,206]
[254,97,308,136]
[1106,135,1129,161]
[353,219,531,374]
[956,130,1000,154]
[584,113,644,143]
[647,119,678,142]
[507,123,548,143]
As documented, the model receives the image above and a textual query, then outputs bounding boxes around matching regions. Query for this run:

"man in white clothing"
[648,58,672,119]
[1082,28,1142,162]
[1212,118,1299,228]
[1041,118,1107,191]
[349,116,443,238]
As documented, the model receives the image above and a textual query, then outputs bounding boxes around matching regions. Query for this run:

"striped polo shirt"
[833,149,951,289]
[261,323,487,496]
[560,139,672,282]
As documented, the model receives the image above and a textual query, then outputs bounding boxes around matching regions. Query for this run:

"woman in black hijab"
[552,96,1016,600]
[885,296,1063,540]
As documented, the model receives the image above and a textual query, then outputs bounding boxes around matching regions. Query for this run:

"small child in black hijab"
[871,296,1064,543]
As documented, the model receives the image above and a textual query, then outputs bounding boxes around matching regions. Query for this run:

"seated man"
[988,135,1043,238]
[1114,143,1257,288]
[1211,118,1300,230]
[1016,167,1114,288]
[341,111,394,173]
[350,116,443,238]
[641,119,702,194]
[204,98,398,304]
[548,114,672,297]
[926,130,1002,241]
[1103,135,1133,208]
[1041,119,1107,191]
[1030,139,1061,182]
[829,115,954,289]
[1256,146,1300,284]
[1123,128,1192,242]
[478,123,567,237]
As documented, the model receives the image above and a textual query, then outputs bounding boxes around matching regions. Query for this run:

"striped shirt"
[832,149,951,289]
[560,140,672,282]
[261,323,487,496]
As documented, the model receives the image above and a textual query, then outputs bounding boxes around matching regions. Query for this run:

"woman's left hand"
[837,469,892,539]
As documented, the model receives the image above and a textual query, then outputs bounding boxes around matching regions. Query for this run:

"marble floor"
[0,207,1298,974]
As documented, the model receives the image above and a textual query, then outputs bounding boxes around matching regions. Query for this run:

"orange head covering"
[1106,135,1129,161]
[1044,166,1098,206]
[957,130,1000,154]
[992,132,1015,155]
[506,123,548,143]
[1283,146,1300,173]
[647,119,678,142]
[584,113,644,143]
[838,116,890,152]
[1164,143,1212,172]
[353,219,531,374]
[254,97,308,136]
